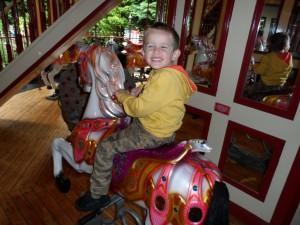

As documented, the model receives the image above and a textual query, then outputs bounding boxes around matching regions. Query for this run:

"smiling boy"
[76,22,197,211]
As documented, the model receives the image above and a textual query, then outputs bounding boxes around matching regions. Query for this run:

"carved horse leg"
[47,63,64,90]
[40,70,52,89]
[52,137,93,192]
[41,63,64,100]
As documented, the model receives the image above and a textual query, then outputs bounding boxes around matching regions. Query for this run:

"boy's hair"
[269,32,290,52]
[144,22,180,49]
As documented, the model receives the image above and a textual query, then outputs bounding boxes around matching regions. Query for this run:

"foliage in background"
[0,0,157,67]
[90,0,156,37]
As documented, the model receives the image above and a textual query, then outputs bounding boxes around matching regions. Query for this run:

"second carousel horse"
[77,140,229,225]
[191,35,216,86]
[40,42,86,100]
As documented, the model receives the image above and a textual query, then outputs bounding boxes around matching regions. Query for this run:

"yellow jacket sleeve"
[114,67,195,138]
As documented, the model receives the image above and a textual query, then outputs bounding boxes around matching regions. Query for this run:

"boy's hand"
[130,86,142,96]
[115,89,130,97]
[114,89,130,104]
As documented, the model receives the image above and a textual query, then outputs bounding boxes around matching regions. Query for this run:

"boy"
[245,32,293,98]
[254,32,293,87]
[76,22,197,211]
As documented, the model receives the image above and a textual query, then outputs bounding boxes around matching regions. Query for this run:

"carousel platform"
[0,87,245,225]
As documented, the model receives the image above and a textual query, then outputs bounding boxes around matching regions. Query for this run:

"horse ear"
[204,181,229,225]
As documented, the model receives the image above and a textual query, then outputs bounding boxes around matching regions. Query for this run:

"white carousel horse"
[191,35,216,86]
[51,45,129,192]
[51,45,229,225]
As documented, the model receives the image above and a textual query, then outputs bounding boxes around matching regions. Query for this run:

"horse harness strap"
[150,163,174,225]
[70,118,118,165]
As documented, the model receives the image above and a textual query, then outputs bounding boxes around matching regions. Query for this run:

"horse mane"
[78,44,99,85]
[78,44,126,118]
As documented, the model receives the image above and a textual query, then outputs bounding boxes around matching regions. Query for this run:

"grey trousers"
[90,119,175,198]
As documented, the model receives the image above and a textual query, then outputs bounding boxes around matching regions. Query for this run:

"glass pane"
[219,121,284,201]
[223,131,272,192]
[182,0,234,95]
[175,106,211,143]
[234,0,300,119]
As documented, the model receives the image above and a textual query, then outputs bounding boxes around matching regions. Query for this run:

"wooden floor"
[0,87,246,225]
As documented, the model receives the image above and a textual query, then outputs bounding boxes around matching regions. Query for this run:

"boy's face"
[142,29,180,69]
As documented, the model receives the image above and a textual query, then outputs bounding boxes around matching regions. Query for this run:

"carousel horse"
[124,40,148,82]
[52,46,229,224]
[262,94,291,109]
[52,45,129,192]
[191,35,216,86]
[40,42,85,100]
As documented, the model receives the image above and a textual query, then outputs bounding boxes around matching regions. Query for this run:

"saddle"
[111,141,190,185]
[69,118,119,165]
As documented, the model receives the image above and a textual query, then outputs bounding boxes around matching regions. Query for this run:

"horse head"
[78,45,126,119]
[192,35,216,65]
[108,140,229,225]
[191,36,216,85]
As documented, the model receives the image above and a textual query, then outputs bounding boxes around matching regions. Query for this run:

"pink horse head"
[110,140,228,225]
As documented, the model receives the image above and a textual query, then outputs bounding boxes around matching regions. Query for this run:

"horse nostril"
[155,195,165,211]
[188,207,202,222]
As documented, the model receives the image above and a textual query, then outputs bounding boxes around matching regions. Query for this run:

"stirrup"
[78,194,146,225]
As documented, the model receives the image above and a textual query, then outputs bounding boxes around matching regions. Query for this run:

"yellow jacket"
[116,65,197,138]
[254,52,293,86]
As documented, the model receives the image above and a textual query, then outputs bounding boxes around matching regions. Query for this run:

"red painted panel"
[214,102,231,115]
[270,147,300,225]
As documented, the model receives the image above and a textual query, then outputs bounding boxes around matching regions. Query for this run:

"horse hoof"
[55,173,71,193]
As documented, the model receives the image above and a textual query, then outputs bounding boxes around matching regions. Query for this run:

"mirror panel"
[175,105,211,143]
[234,0,300,120]
[179,0,235,95]
[156,0,177,26]
[219,121,285,201]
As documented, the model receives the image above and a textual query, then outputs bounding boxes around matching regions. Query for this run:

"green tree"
[90,0,156,37]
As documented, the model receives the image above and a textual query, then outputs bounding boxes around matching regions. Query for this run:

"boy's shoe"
[75,192,111,212]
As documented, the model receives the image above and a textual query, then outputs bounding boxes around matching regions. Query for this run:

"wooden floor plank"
[0,87,245,225]
[0,202,11,225]
[0,193,28,225]
[46,183,82,224]
[33,185,74,225]
[10,192,47,225]
[23,190,60,225]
